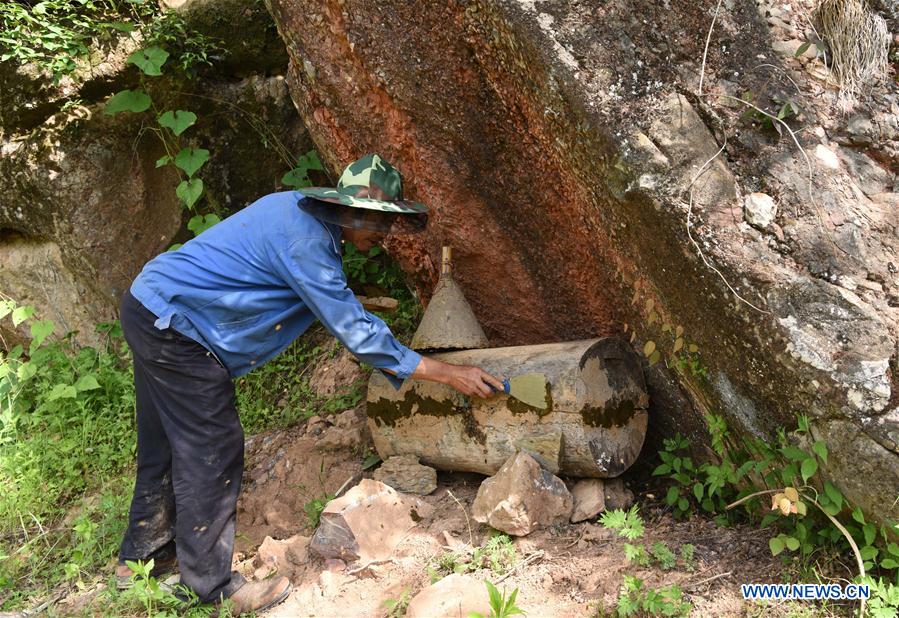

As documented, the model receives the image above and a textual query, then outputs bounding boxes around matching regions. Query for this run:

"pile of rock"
[470,451,634,536]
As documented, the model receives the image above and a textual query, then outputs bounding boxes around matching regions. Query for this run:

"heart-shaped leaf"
[282,167,312,188]
[155,155,172,168]
[158,110,197,136]
[127,46,169,76]
[74,375,101,391]
[800,457,818,482]
[174,148,210,177]
[187,213,221,236]
[48,383,78,401]
[29,319,54,353]
[105,89,152,115]
[297,149,324,171]
[11,305,34,327]
[176,178,204,208]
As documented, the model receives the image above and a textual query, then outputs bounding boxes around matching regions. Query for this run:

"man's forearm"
[410,356,452,384]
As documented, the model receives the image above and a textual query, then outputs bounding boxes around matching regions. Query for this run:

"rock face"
[472,452,573,536]
[267,0,899,523]
[309,479,434,562]
[1,0,310,346]
[373,455,438,495]
[405,573,490,618]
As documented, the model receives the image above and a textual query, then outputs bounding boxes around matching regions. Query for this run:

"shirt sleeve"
[271,233,421,386]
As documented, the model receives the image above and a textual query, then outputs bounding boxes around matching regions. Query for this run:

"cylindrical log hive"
[367,338,648,477]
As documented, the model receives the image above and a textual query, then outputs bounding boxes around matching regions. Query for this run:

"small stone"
[744,192,777,228]
[814,144,840,170]
[471,452,573,536]
[570,479,606,522]
[309,479,434,562]
[373,455,437,495]
[406,574,490,618]
[603,477,635,510]
[254,534,309,578]
[324,558,346,572]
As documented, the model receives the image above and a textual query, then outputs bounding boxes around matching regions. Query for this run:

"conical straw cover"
[410,247,489,351]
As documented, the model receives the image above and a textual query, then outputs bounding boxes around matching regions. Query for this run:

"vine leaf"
[28,319,54,354]
[187,213,221,236]
[282,149,324,188]
[158,110,197,136]
[11,305,34,327]
[74,375,101,391]
[156,155,172,168]
[105,89,152,114]
[127,46,169,76]
[174,148,210,177]
[800,457,818,483]
[176,178,204,208]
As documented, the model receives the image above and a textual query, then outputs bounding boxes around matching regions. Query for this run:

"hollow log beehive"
[367,337,648,477]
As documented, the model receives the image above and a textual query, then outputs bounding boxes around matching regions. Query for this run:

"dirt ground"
[226,410,854,618]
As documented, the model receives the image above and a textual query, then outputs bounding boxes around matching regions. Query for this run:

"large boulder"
[265,0,899,522]
[1,0,311,345]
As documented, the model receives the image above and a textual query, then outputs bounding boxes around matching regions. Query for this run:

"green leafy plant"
[383,587,412,618]
[615,576,691,618]
[600,505,645,541]
[649,541,677,571]
[468,581,525,618]
[282,149,325,188]
[303,492,334,530]
[429,533,518,580]
[653,410,898,616]
[0,297,136,606]
[678,544,695,571]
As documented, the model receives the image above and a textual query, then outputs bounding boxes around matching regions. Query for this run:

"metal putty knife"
[494,373,549,410]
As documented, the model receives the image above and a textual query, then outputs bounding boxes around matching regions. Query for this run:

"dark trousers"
[118,291,245,603]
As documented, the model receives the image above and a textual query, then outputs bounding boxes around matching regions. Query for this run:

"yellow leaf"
[643,341,657,357]
[778,497,792,516]
[784,487,799,502]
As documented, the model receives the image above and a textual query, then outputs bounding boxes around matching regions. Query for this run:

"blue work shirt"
[130,191,422,386]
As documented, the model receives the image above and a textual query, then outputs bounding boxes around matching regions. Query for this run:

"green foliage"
[600,505,645,541]
[649,541,677,571]
[468,581,525,618]
[615,576,691,618]
[429,533,519,581]
[117,558,216,618]
[383,587,412,618]
[623,540,691,572]
[303,492,334,530]
[740,91,801,136]
[678,544,695,571]
[0,299,137,606]
[0,0,220,83]
[157,109,197,135]
[235,335,367,433]
[142,8,223,73]
[0,0,144,81]
[187,213,221,237]
[104,88,152,114]
[127,45,168,76]
[282,149,325,188]
[342,242,422,342]
[472,534,518,576]
[655,411,898,615]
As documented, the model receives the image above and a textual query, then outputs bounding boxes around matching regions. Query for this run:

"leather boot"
[223,576,291,614]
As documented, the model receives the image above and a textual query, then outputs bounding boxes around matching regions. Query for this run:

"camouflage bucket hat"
[297,154,428,215]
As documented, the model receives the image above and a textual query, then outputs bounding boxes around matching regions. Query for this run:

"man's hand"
[412,357,504,398]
